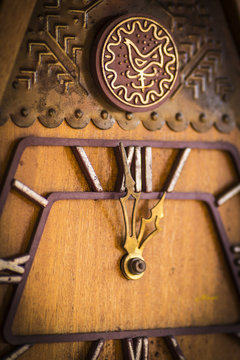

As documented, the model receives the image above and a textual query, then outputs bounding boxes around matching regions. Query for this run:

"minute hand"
[119,143,140,254]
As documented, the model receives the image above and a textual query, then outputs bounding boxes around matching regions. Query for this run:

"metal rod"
[164,336,186,360]
[217,183,240,206]
[166,148,191,192]
[73,147,103,192]
[12,180,48,207]
[86,339,105,360]
[0,276,22,284]
[1,345,31,360]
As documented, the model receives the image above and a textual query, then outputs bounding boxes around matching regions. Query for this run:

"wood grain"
[0,0,240,359]
[0,0,37,103]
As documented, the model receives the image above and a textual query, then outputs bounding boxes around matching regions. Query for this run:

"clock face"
[0,137,240,359]
[0,0,240,359]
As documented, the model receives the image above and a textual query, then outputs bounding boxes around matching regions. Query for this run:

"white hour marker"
[12,179,48,207]
[3,344,32,359]
[0,255,30,284]
[74,147,103,192]
[134,146,142,192]
[164,336,186,360]
[143,147,152,192]
[86,339,105,360]
[217,183,240,206]
[166,148,191,192]
[123,337,149,360]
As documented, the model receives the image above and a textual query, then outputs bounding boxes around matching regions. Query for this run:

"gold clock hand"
[137,192,166,253]
[119,143,165,280]
[119,143,140,254]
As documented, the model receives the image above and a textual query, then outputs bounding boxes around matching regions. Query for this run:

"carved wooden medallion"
[94,14,179,112]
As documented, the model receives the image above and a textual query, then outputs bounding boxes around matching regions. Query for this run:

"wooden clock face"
[0,0,240,359]
[0,138,240,359]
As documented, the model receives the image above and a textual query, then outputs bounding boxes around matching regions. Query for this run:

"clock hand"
[119,142,140,255]
[137,192,166,253]
[119,143,165,280]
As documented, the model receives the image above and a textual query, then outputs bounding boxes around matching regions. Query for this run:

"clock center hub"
[128,257,146,275]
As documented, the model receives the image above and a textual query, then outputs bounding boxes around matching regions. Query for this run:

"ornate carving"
[68,0,104,29]
[95,14,178,112]
[0,0,238,131]
[160,2,234,102]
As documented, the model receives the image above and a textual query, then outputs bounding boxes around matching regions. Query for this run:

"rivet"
[20,107,29,117]
[175,112,184,122]
[48,108,56,117]
[199,113,206,123]
[12,81,19,89]
[73,17,79,24]
[126,112,133,120]
[101,110,108,119]
[75,109,83,119]
[151,111,158,121]
[222,114,230,124]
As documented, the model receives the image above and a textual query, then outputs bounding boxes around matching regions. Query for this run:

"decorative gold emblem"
[95,15,178,112]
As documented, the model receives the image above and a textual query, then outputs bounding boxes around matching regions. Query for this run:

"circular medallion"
[94,14,179,112]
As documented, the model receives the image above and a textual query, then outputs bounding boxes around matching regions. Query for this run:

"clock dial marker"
[1,344,32,359]
[116,145,152,193]
[232,246,240,254]
[72,146,103,192]
[143,147,152,193]
[12,179,48,207]
[86,339,105,360]
[134,146,142,193]
[164,336,186,360]
[118,146,135,192]
[122,337,149,360]
[216,183,240,206]
[164,148,191,192]
[0,255,30,284]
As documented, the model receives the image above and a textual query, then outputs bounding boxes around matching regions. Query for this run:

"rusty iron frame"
[0,137,239,347]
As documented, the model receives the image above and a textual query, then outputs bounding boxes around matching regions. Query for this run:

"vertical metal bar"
[122,337,148,360]
[134,146,142,192]
[143,147,152,193]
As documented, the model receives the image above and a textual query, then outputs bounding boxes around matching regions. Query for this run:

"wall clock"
[0,0,239,359]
